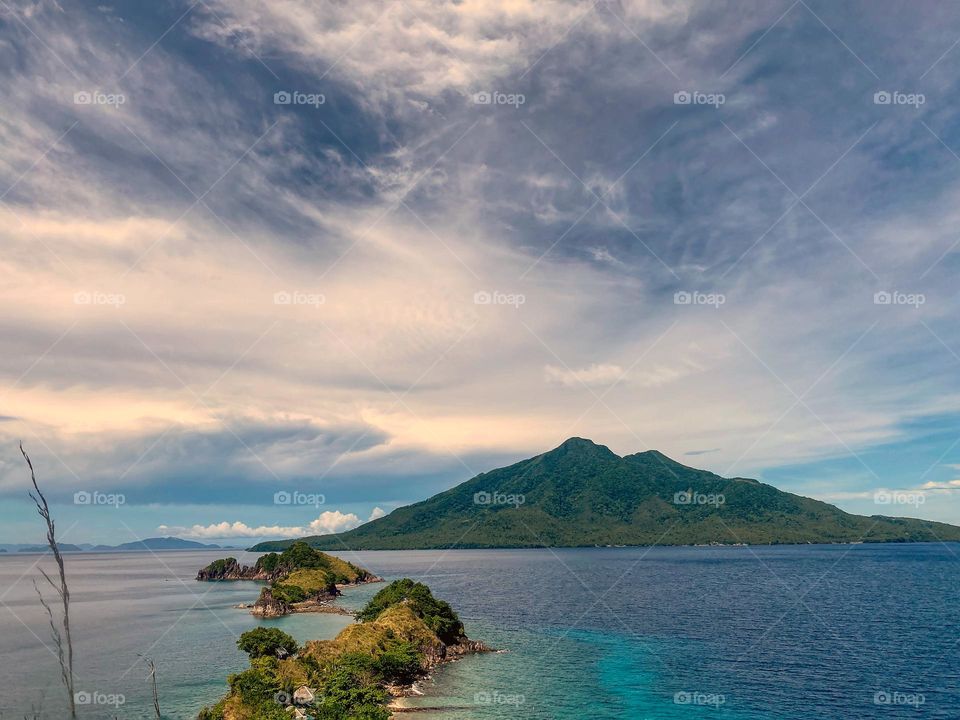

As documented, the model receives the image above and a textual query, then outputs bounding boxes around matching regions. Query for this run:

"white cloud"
[159,510,362,539]
[157,506,389,539]
[920,479,960,491]
[192,0,689,99]
[587,246,624,266]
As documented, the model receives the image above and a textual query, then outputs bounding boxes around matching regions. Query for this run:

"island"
[197,541,382,617]
[197,578,489,720]
[250,438,960,551]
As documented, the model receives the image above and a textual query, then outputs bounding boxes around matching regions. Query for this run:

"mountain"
[251,438,960,551]
[10,538,223,553]
[91,537,223,551]
[18,543,84,552]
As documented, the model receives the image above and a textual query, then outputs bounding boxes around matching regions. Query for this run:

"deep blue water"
[0,543,956,718]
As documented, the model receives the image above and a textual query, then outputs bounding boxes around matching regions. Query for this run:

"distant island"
[251,437,960,551]
[10,537,227,553]
[198,578,488,720]
[197,541,382,617]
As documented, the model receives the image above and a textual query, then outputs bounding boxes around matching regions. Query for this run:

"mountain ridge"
[8,537,226,553]
[250,438,960,551]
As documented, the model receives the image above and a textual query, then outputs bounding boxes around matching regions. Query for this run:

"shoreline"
[198,573,491,719]
[249,576,384,617]
[248,539,959,553]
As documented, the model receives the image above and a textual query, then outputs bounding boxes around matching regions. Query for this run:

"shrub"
[371,640,422,685]
[357,579,464,644]
[256,552,281,573]
[237,627,299,659]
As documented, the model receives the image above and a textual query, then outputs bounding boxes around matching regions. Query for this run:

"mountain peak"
[549,437,620,458]
[249,437,960,551]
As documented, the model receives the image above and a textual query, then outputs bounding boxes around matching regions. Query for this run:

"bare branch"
[22,444,76,719]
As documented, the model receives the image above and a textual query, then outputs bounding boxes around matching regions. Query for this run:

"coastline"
[195,544,384,618]
[197,574,490,719]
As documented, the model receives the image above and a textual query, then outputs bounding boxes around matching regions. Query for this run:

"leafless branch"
[22,443,76,719]
[141,656,161,719]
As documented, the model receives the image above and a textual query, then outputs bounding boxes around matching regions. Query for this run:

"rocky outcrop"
[447,638,491,656]
[196,558,277,581]
[420,637,492,670]
[250,587,291,618]
[198,579,487,720]
[197,544,383,617]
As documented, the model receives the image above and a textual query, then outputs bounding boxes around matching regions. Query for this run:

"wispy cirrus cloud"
[544,363,624,388]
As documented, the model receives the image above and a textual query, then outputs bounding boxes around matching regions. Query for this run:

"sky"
[2,0,960,546]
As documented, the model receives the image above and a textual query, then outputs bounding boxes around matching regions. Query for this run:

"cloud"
[159,506,389,539]
[587,246,625,266]
[919,479,960,491]
[5,0,960,540]
[191,0,689,100]
[544,364,624,388]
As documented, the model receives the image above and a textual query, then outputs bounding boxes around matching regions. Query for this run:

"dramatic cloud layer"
[4,0,960,541]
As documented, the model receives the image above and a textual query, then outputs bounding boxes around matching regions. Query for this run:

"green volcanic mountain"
[251,438,960,551]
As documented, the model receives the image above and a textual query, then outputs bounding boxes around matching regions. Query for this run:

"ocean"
[0,543,956,718]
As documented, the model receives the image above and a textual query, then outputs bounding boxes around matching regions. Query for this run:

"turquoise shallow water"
[0,544,957,718]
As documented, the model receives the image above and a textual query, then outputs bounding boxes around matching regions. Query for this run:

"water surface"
[0,544,956,718]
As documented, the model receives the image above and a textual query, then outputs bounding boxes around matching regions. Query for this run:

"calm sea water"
[0,544,956,718]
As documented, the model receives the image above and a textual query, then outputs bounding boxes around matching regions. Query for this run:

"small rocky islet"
[196,541,383,617]
[196,544,490,719]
